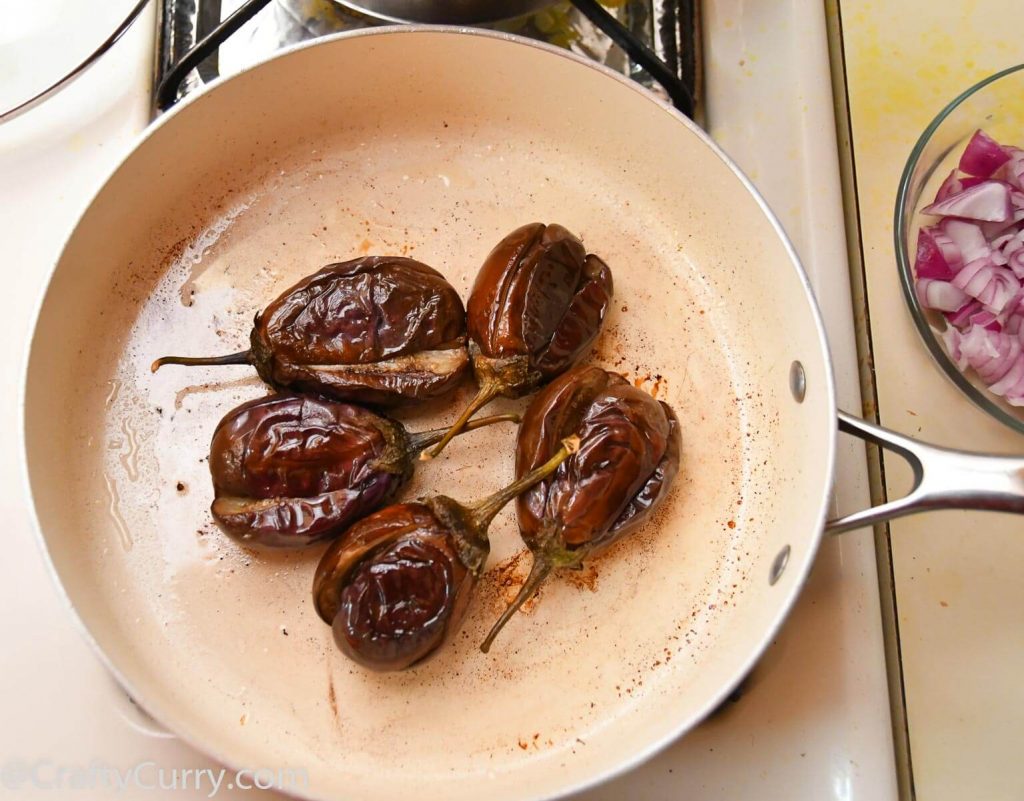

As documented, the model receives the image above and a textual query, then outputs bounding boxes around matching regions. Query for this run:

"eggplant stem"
[406,412,521,454]
[150,349,252,373]
[420,382,501,461]
[468,435,579,530]
[480,556,554,653]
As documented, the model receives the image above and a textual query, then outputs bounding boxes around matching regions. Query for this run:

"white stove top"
[0,3,897,799]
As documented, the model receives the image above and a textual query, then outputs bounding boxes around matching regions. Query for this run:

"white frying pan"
[21,28,1024,801]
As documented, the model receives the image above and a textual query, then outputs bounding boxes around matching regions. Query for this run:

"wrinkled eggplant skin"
[251,257,469,405]
[610,402,680,537]
[516,365,679,554]
[466,223,613,397]
[313,503,478,672]
[209,394,411,548]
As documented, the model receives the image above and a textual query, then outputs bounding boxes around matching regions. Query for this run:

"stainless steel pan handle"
[826,411,1024,534]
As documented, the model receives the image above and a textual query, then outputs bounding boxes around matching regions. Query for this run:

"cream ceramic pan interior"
[24,29,835,801]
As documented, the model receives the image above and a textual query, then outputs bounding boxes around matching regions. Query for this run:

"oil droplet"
[103,473,133,551]
[176,197,254,307]
[105,379,121,408]
[118,417,140,482]
[174,375,260,410]
[173,386,189,412]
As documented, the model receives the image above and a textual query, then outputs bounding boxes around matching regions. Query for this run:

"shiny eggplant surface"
[313,437,579,670]
[481,366,680,651]
[154,257,469,405]
[424,224,612,457]
[209,393,515,548]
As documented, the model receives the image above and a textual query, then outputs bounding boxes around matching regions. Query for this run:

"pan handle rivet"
[789,361,806,403]
[769,544,790,586]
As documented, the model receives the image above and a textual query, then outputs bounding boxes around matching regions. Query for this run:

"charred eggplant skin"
[312,439,579,671]
[209,394,412,548]
[208,394,516,548]
[312,502,478,672]
[252,257,469,405]
[480,365,681,653]
[424,224,612,459]
[515,365,680,553]
[153,256,469,406]
[467,223,613,392]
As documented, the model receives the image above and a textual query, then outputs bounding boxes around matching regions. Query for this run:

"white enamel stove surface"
[0,2,897,800]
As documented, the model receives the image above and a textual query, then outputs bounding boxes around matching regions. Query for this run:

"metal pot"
[334,0,552,23]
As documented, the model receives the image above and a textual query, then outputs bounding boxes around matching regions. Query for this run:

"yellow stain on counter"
[845,1,1017,142]
[65,133,89,153]
[841,0,1023,235]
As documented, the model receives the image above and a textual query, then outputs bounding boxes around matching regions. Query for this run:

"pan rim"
[19,25,837,801]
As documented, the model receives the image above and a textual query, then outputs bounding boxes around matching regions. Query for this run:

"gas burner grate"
[154,0,701,121]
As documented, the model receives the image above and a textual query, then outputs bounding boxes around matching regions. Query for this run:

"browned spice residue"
[161,236,189,268]
[563,562,600,592]
[481,550,550,616]
[485,549,600,603]
[627,372,666,399]
[327,673,339,724]
[489,550,526,591]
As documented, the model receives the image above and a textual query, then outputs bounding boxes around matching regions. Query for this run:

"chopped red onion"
[993,231,1024,254]
[951,257,992,295]
[934,170,985,202]
[960,325,1019,383]
[945,299,984,328]
[1009,249,1024,279]
[916,131,1024,406]
[921,180,1011,221]
[1005,313,1024,336]
[997,147,1024,190]
[915,226,956,279]
[917,278,970,312]
[950,257,1022,313]
[969,309,1002,331]
[941,218,990,263]
[956,258,1020,313]
[959,129,1010,177]
[931,226,965,272]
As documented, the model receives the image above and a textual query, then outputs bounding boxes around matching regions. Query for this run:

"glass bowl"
[895,63,1024,434]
